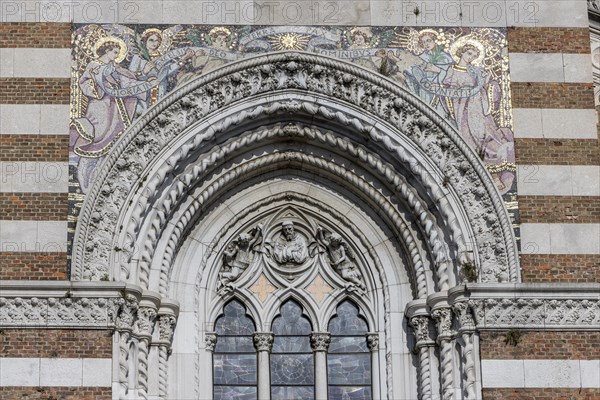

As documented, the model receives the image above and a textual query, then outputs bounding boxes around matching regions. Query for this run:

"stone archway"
[71,51,519,399]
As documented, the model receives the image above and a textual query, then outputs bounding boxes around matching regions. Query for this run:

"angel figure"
[176,26,238,87]
[443,37,515,193]
[316,227,365,291]
[217,224,263,292]
[128,26,194,114]
[70,34,159,193]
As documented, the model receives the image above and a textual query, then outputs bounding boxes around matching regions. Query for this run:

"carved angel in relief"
[217,225,263,292]
[316,227,365,291]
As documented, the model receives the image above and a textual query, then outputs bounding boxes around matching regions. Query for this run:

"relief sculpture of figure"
[217,224,263,292]
[266,221,308,265]
[316,227,365,291]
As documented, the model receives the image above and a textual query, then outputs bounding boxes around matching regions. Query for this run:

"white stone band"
[0,220,67,252]
[521,223,600,254]
[0,162,68,192]
[517,165,600,196]
[509,53,593,83]
[482,359,600,388]
[0,358,112,387]
[512,108,598,139]
[0,105,70,135]
[0,48,71,78]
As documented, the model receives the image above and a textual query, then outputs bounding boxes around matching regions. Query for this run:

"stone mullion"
[409,316,436,400]
[310,332,331,400]
[253,332,274,400]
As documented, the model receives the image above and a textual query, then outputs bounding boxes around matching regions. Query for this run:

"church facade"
[0,1,599,399]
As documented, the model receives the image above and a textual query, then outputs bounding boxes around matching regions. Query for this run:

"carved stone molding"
[253,332,274,352]
[0,296,122,328]
[72,51,518,292]
[310,332,331,352]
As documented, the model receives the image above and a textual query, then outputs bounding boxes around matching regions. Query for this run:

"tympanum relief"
[216,213,368,303]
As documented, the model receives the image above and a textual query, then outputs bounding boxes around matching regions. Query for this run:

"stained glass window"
[213,300,258,400]
[327,301,372,400]
[271,300,315,399]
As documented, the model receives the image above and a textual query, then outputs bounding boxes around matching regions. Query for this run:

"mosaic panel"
[68,24,518,256]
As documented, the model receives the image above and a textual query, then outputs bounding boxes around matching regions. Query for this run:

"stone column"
[115,295,139,400]
[204,331,218,397]
[157,315,177,399]
[311,332,331,400]
[409,316,436,400]
[134,307,157,400]
[253,332,274,400]
[366,332,380,400]
[432,308,455,400]
[453,302,478,399]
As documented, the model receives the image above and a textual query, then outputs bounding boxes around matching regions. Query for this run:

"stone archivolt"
[71,51,518,292]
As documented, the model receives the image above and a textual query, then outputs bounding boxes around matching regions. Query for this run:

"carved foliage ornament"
[74,52,516,288]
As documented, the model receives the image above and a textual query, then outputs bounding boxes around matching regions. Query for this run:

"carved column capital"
[409,315,434,348]
[158,314,177,345]
[431,308,454,341]
[116,294,139,332]
[205,332,217,352]
[253,332,274,352]
[134,306,157,340]
[310,332,331,352]
[452,301,476,332]
[366,332,379,351]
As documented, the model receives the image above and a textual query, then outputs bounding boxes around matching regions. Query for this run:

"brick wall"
[0,329,113,358]
[507,27,592,53]
[520,254,600,283]
[480,331,600,360]
[518,196,600,224]
[0,23,72,48]
[511,83,595,109]
[0,135,69,162]
[0,193,68,220]
[0,78,70,104]
[0,387,112,400]
[0,253,67,280]
[515,139,599,165]
[483,388,600,400]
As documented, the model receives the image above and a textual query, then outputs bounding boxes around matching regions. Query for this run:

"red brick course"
[0,387,111,400]
[0,329,112,358]
[0,78,70,104]
[483,388,600,400]
[515,139,600,166]
[0,193,68,220]
[518,196,600,224]
[520,254,600,283]
[507,27,592,54]
[0,252,67,280]
[480,331,600,360]
[0,23,71,48]
[511,83,595,109]
[0,135,69,162]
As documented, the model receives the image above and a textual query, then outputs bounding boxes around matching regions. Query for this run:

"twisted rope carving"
[461,332,477,399]
[418,346,432,400]
[137,340,149,400]
[158,345,169,398]
[73,52,516,287]
[118,331,130,400]
[135,123,449,297]
[439,338,454,400]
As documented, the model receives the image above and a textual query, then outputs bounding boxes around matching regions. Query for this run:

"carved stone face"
[282,223,295,240]
[238,233,251,248]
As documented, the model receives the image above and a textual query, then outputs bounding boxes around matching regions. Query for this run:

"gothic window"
[327,301,372,400]
[213,300,258,400]
[271,300,314,399]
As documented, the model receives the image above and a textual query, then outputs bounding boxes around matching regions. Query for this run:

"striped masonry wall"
[0,1,598,399]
